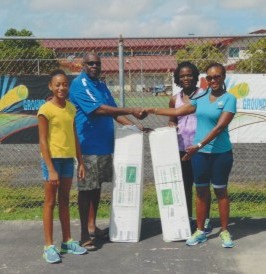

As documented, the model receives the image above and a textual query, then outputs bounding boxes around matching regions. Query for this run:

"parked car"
[151,85,172,96]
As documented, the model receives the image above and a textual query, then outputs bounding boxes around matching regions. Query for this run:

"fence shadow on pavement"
[205,217,266,241]
[139,217,266,242]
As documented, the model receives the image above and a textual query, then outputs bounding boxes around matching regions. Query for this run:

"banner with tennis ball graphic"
[0,75,74,144]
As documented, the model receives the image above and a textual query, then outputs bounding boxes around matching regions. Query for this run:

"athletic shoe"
[43,245,61,264]
[186,229,207,246]
[204,218,213,234]
[61,239,87,255]
[220,230,234,248]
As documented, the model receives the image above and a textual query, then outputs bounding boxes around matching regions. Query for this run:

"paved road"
[0,217,265,274]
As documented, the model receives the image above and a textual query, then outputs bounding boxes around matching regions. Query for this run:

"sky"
[1,0,265,38]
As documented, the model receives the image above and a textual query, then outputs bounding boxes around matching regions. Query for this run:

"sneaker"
[186,229,207,246]
[220,230,234,248]
[43,245,61,264]
[204,218,213,234]
[61,239,87,255]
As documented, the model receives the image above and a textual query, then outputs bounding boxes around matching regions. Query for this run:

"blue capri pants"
[191,150,233,189]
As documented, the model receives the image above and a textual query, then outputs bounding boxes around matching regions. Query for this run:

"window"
[229,47,240,58]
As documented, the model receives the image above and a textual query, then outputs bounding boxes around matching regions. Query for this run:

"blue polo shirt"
[190,89,237,153]
[69,72,117,155]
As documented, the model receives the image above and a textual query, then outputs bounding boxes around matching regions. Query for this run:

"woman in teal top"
[146,63,237,248]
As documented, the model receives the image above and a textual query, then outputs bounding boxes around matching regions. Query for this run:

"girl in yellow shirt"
[38,69,87,263]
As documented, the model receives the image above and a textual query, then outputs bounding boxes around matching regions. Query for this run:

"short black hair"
[174,61,199,86]
[205,62,226,76]
[49,69,67,82]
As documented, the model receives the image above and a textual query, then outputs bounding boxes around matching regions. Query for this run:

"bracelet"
[197,142,203,148]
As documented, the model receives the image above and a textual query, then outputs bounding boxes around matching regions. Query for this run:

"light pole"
[140,58,143,92]
[126,59,132,92]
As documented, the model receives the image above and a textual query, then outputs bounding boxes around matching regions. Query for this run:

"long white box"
[149,127,191,242]
[109,126,144,242]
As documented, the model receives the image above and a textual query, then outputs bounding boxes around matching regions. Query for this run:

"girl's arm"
[38,115,59,185]
[183,111,235,160]
[74,122,85,180]
[146,103,196,117]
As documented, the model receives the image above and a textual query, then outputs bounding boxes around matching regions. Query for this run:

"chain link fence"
[0,35,266,219]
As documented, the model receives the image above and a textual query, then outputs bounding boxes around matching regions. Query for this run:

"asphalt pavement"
[0,217,265,274]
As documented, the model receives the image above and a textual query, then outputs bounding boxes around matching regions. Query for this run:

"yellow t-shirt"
[37,101,77,158]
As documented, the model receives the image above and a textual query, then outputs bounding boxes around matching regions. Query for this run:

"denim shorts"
[41,158,74,181]
[191,150,233,189]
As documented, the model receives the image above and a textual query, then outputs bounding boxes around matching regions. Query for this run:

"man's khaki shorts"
[77,154,113,191]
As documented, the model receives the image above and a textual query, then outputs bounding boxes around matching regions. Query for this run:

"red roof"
[41,37,233,51]
[60,55,177,74]
[249,29,266,34]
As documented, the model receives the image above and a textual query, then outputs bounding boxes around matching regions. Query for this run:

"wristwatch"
[197,142,203,148]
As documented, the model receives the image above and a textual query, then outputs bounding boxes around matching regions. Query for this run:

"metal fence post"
[118,35,125,107]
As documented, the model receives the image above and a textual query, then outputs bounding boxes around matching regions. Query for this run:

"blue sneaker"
[220,230,234,248]
[61,239,87,255]
[186,229,207,246]
[43,245,61,264]
[204,218,213,234]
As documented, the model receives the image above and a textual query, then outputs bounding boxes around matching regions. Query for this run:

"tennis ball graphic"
[17,85,28,99]
[229,83,249,99]
[0,85,28,111]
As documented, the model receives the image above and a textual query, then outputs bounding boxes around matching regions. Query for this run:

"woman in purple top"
[168,62,212,232]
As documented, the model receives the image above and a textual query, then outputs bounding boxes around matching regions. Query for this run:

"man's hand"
[77,163,85,181]
[132,108,148,120]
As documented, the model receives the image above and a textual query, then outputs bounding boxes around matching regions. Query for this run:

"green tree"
[0,28,59,75]
[175,42,225,72]
[236,38,266,73]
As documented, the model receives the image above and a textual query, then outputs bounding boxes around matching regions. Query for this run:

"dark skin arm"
[168,95,178,127]
[146,103,196,117]
[182,111,235,160]
[93,104,153,131]
[93,104,147,120]
[74,122,85,180]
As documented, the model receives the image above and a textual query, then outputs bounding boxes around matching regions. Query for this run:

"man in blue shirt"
[69,52,146,250]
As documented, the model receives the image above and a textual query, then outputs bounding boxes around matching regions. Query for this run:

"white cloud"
[0,0,265,37]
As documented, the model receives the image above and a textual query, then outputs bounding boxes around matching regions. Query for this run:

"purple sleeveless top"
[175,89,201,151]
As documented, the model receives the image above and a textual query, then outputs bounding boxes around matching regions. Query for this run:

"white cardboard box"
[149,127,191,242]
[109,126,144,242]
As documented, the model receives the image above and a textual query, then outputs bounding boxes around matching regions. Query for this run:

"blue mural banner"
[0,75,74,144]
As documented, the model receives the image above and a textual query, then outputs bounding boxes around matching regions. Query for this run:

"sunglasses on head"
[206,75,222,82]
[85,61,101,66]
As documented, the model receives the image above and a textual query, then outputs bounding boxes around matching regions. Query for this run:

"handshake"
[131,107,156,120]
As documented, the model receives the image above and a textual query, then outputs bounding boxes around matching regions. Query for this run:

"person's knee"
[196,187,209,199]
[58,193,70,206]
[214,188,228,199]
[44,197,56,209]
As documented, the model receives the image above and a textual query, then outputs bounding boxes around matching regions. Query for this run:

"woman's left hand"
[182,145,199,161]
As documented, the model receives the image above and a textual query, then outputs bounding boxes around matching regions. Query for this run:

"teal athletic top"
[190,89,237,153]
